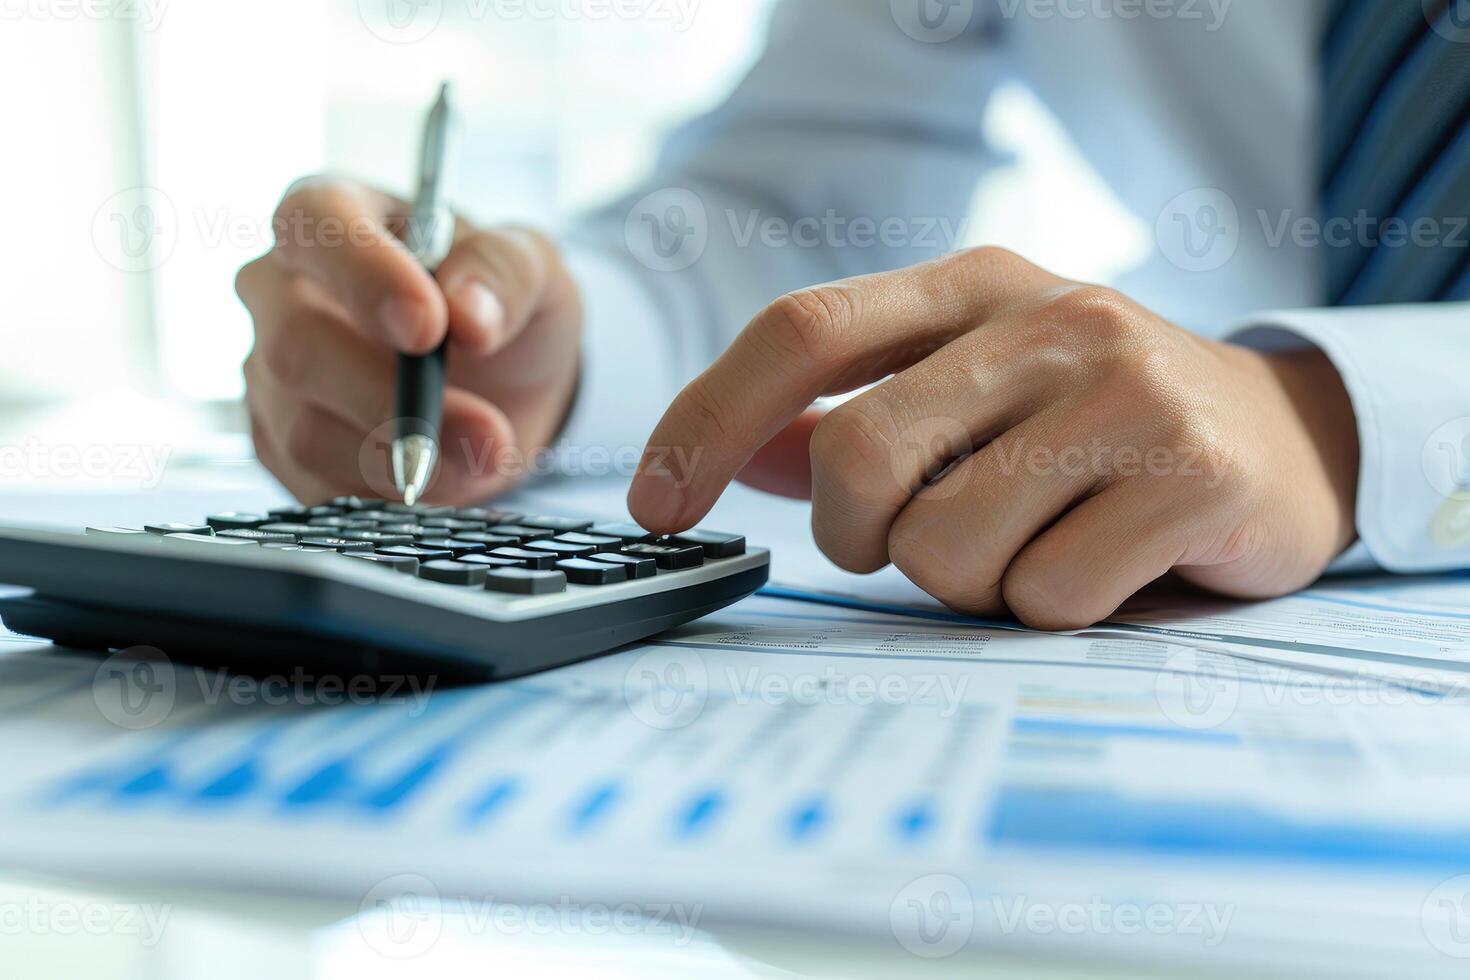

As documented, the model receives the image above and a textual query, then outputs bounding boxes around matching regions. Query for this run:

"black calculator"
[0,498,768,680]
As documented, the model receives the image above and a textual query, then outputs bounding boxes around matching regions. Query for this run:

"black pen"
[393,81,458,506]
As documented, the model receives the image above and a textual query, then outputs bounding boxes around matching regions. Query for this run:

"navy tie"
[1321,0,1470,305]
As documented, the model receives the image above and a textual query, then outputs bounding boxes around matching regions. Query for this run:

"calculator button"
[307,505,345,517]
[519,515,594,533]
[415,538,487,557]
[417,560,489,586]
[352,511,400,523]
[145,522,213,536]
[307,516,377,530]
[268,505,311,520]
[337,530,415,547]
[487,525,555,542]
[217,529,298,544]
[377,545,454,562]
[331,496,385,511]
[379,523,433,536]
[460,554,525,569]
[484,568,567,595]
[487,547,560,570]
[386,503,454,517]
[420,517,487,532]
[556,559,628,585]
[524,539,598,559]
[85,526,154,538]
[163,532,257,548]
[587,553,658,579]
[588,523,654,544]
[258,523,318,539]
[300,537,375,553]
[450,532,520,549]
[456,508,521,524]
[557,532,623,549]
[622,543,704,569]
[668,529,746,558]
[345,552,419,573]
[206,513,269,531]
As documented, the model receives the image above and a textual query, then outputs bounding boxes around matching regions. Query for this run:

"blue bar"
[569,781,620,833]
[897,799,935,842]
[989,786,1470,868]
[463,778,520,827]
[789,797,828,841]
[1011,718,1240,744]
[679,790,725,837]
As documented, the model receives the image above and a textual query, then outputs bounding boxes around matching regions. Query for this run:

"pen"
[392,81,459,506]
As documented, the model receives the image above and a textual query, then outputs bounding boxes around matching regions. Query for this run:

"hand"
[236,178,582,505]
[628,248,1360,628]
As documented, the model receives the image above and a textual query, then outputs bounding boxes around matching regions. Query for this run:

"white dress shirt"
[557,0,1470,574]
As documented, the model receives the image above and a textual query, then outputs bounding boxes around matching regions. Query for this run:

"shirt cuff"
[1230,304,1470,573]
[552,244,683,479]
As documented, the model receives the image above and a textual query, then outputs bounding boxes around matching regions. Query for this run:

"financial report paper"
[2,594,1470,976]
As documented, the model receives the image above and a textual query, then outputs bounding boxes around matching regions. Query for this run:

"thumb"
[734,408,826,500]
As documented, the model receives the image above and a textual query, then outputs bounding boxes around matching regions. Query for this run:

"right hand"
[236,178,583,505]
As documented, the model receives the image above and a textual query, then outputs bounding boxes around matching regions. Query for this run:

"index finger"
[271,179,448,354]
[626,247,1064,532]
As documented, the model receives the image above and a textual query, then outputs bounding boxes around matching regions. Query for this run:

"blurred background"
[0,0,1143,475]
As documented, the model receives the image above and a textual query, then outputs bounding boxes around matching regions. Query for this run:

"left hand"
[628,247,1360,629]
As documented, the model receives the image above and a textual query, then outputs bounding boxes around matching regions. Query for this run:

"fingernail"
[450,280,505,349]
[379,295,427,350]
[629,467,685,532]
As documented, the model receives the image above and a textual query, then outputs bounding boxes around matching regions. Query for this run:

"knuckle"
[1001,564,1092,631]
[888,526,1003,617]
[810,401,897,492]
[953,245,1030,282]
[283,412,329,471]
[758,286,857,369]
[678,376,738,446]
[258,329,311,390]
[234,257,271,305]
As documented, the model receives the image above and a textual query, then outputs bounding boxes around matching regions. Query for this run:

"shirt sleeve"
[1231,303,1470,573]
[556,0,1005,459]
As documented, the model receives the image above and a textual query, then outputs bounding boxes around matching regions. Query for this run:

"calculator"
[0,498,768,680]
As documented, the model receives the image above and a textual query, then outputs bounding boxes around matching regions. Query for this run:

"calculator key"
[420,517,487,532]
[268,504,311,519]
[386,503,454,517]
[379,523,433,535]
[450,532,519,549]
[519,515,594,533]
[307,505,345,518]
[622,543,704,569]
[258,523,318,539]
[524,539,598,559]
[163,532,257,548]
[487,547,560,570]
[217,528,298,544]
[336,530,415,547]
[557,532,623,549]
[377,545,454,562]
[85,526,154,538]
[145,522,213,536]
[456,508,521,524]
[587,553,657,579]
[484,568,567,595]
[416,538,487,557]
[487,525,555,542]
[460,554,525,569]
[345,552,419,573]
[262,543,334,553]
[668,529,746,558]
[307,516,377,530]
[352,511,401,523]
[206,513,269,531]
[417,560,489,586]
[555,559,628,585]
[588,523,654,544]
[300,537,375,553]
[331,496,384,511]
